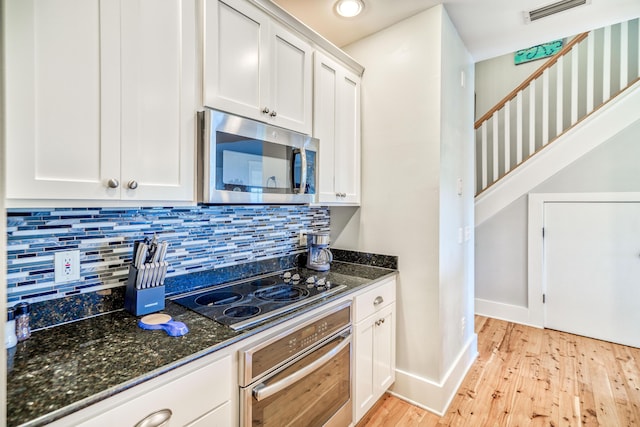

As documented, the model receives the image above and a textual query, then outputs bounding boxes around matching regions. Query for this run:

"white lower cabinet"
[353,278,397,423]
[49,354,233,427]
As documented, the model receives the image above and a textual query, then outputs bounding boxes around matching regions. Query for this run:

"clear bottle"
[15,302,31,341]
[5,306,17,349]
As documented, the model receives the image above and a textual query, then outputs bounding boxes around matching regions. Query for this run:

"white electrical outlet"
[299,231,308,247]
[55,250,80,283]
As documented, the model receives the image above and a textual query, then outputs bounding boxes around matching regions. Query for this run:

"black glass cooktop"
[171,270,346,330]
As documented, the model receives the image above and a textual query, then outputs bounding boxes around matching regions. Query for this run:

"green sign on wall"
[514,40,564,65]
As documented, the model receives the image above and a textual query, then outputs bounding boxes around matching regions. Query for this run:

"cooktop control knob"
[316,278,326,287]
[306,276,316,284]
[326,281,332,289]
[291,273,300,281]
[283,272,292,279]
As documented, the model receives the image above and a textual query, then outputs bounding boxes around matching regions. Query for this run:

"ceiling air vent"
[524,0,590,23]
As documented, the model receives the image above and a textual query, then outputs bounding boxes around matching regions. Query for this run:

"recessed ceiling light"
[335,0,364,18]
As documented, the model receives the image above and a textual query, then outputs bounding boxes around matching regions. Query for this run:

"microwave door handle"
[292,148,307,194]
[300,147,307,194]
[252,334,350,402]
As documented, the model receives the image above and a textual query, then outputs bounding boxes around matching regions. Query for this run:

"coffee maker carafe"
[306,232,333,271]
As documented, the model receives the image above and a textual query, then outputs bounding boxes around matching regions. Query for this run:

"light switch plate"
[55,250,81,283]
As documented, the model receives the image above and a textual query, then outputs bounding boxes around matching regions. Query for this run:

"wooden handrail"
[474,32,590,129]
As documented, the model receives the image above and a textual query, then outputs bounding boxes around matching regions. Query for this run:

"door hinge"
[543,293,546,303]
[542,227,545,238]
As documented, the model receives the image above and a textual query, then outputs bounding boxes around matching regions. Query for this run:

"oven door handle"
[252,334,351,402]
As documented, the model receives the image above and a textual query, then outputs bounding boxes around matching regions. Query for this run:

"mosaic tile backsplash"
[6,205,329,306]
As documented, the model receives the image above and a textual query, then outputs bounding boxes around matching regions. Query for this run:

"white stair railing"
[475,18,640,195]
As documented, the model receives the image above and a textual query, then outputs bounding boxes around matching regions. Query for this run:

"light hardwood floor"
[358,315,640,426]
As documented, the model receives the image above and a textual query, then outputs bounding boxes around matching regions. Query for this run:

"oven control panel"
[242,303,351,384]
[288,319,331,353]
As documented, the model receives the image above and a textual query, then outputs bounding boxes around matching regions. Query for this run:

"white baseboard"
[389,333,478,416]
[475,298,542,328]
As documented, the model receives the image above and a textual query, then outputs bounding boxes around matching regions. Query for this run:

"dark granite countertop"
[7,260,397,427]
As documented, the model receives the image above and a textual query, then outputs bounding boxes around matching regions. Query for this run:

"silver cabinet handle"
[252,335,351,402]
[375,318,386,326]
[107,178,119,189]
[262,107,270,114]
[373,296,384,306]
[269,110,277,117]
[134,409,172,427]
[128,180,138,190]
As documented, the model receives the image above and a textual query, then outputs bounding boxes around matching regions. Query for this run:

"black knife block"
[124,265,165,316]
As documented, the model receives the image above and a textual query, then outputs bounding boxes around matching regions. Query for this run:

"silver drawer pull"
[134,409,172,427]
[373,296,384,306]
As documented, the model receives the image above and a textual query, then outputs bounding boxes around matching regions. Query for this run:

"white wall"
[474,51,540,120]
[438,9,476,381]
[333,4,476,414]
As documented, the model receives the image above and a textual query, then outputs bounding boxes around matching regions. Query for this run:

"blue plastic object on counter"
[138,313,188,337]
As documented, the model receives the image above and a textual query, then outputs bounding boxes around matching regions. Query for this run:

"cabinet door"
[204,0,270,122]
[335,70,361,204]
[313,52,361,205]
[313,53,339,202]
[354,303,395,423]
[354,311,377,422]
[269,23,312,134]
[373,303,396,395]
[120,0,197,201]
[5,0,121,200]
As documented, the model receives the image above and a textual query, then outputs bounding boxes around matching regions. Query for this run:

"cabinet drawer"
[186,401,231,426]
[72,355,231,427]
[354,278,396,323]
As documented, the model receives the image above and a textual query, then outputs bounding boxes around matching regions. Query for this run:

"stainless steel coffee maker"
[306,232,333,271]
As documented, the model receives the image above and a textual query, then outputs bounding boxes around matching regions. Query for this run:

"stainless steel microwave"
[198,109,317,204]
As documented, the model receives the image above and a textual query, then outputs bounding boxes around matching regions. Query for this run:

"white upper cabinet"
[4,0,196,203]
[120,0,197,202]
[204,0,312,134]
[313,52,361,205]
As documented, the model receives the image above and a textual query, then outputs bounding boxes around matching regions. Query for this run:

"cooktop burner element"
[195,291,243,306]
[254,285,309,302]
[249,278,278,287]
[223,305,260,318]
[172,270,347,330]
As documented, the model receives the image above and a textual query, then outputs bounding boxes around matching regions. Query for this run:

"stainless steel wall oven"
[239,302,352,426]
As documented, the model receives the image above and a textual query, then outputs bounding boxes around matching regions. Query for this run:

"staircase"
[474,18,640,225]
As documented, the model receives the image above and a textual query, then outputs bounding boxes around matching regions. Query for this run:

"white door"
[544,202,640,347]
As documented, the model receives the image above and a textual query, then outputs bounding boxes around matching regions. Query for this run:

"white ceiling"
[272,0,640,62]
